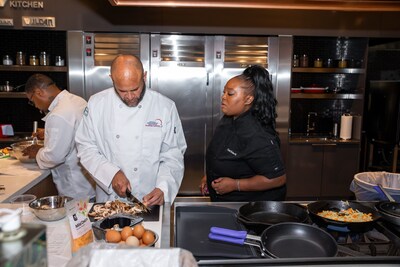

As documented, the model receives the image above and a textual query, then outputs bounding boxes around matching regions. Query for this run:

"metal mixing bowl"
[10,140,44,163]
[29,195,73,221]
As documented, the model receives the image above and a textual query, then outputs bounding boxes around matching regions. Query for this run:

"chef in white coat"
[24,74,96,200]
[75,55,187,206]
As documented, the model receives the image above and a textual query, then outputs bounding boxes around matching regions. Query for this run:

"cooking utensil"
[374,184,400,226]
[10,140,44,163]
[126,189,150,213]
[29,195,72,221]
[0,81,14,92]
[209,222,338,258]
[237,201,308,233]
[307,200,381,233]
[32,121,38,144]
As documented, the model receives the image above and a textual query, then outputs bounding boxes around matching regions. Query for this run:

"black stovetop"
[173,201,400,266]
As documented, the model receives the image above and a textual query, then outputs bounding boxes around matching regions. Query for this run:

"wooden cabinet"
[286,143,359,199]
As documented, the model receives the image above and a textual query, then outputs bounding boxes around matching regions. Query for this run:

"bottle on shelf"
[293,55,299,67]
[2,55,13,65]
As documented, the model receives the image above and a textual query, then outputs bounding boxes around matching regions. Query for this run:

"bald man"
[75,55,187,206]
[24,74,96,200]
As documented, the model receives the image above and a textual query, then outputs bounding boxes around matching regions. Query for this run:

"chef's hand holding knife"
[111,170,164,206]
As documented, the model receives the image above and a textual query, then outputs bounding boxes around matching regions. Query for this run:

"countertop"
[0,157,51,202]
[0,202,165,267]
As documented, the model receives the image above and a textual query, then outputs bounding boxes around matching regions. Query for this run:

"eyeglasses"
[27,91,35,106]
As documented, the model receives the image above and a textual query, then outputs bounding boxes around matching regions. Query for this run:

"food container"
[10,140,44,163]
[29,195,73,221]
[338,58,347,68]
[16,51,26,65]
[2,55,13,65]
[314,58,323,67]
[55,56,64,66]
[29,55,38,66]
[300,54,309,67]
[39,52,50,66]
[92,214,143,240]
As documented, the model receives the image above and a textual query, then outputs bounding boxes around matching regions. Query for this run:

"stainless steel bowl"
[10,140,44,163]
[29,195,73,221]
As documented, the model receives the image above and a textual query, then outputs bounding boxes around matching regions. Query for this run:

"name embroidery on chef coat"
[145,119,163,128]
[227,148,237,156]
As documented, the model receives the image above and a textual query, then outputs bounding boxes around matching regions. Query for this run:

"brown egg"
[105,229,121,243]
[133,224,145,239]
[142,230,155,245]
[120,226,133,241]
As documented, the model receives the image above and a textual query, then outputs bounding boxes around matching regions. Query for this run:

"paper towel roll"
[340,114,353,140]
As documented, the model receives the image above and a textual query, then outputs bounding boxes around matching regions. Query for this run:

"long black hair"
[241,65,277,133]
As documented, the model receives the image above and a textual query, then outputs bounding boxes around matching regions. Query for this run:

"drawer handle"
[311,143,337,146]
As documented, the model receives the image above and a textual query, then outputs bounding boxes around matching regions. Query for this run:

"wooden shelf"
[0,92,26,98]
[0,65,67,72]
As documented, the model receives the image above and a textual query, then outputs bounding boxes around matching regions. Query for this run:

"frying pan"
[307,200,381,233]
[237,201,308,233]
[374,184,400,226]
[209,223,338,258]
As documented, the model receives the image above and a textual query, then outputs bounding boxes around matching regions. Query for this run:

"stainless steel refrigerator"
[67,31,291,195]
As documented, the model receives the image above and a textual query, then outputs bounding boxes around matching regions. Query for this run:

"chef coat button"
[116,135,120,139]
[138,105,142,108]
[135,136,139,139]
[119,104,123,108]
[134,168,138,171]
[114,195,118,199]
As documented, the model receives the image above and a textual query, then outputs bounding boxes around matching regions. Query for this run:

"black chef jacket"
[206,110,286,201]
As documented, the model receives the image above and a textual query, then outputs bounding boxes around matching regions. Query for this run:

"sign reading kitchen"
[1,0,44,9]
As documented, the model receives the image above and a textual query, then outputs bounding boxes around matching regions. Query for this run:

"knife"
[126,189,150,213]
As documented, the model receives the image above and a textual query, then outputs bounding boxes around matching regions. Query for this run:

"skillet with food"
[307,200,381,232]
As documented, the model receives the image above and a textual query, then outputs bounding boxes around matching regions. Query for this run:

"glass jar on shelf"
[2,55,13,65]
[16,51,26,65]
[314,58,323,68]
[300,54,309,67]
[40,52,50,66]
[29,55,38,66]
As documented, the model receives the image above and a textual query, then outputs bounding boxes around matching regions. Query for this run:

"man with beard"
[75,55,187,206]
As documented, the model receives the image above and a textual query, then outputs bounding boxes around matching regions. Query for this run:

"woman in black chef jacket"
[199,65,286,201]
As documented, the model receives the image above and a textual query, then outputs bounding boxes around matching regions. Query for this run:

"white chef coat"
[75,88,187,203]
[36,90,96,199]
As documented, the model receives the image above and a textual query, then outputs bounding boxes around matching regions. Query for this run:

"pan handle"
[374,184,396,202]
[208,233,245,245]
[210,226,247,239]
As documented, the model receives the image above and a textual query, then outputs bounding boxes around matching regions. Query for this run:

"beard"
[115,83,146,107]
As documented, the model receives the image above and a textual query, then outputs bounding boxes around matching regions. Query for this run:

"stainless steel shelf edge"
[292,67,365,74]
[291,93,364,99]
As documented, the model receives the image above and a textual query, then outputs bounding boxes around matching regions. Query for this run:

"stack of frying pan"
[374,184,400,227]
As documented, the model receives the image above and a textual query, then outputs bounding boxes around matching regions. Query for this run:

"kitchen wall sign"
[22,16,55,28]
[8,1,44,9]
[0,18,13,26]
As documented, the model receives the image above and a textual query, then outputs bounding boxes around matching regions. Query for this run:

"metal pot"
[307,200,381,232]
[0,81,14,92]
